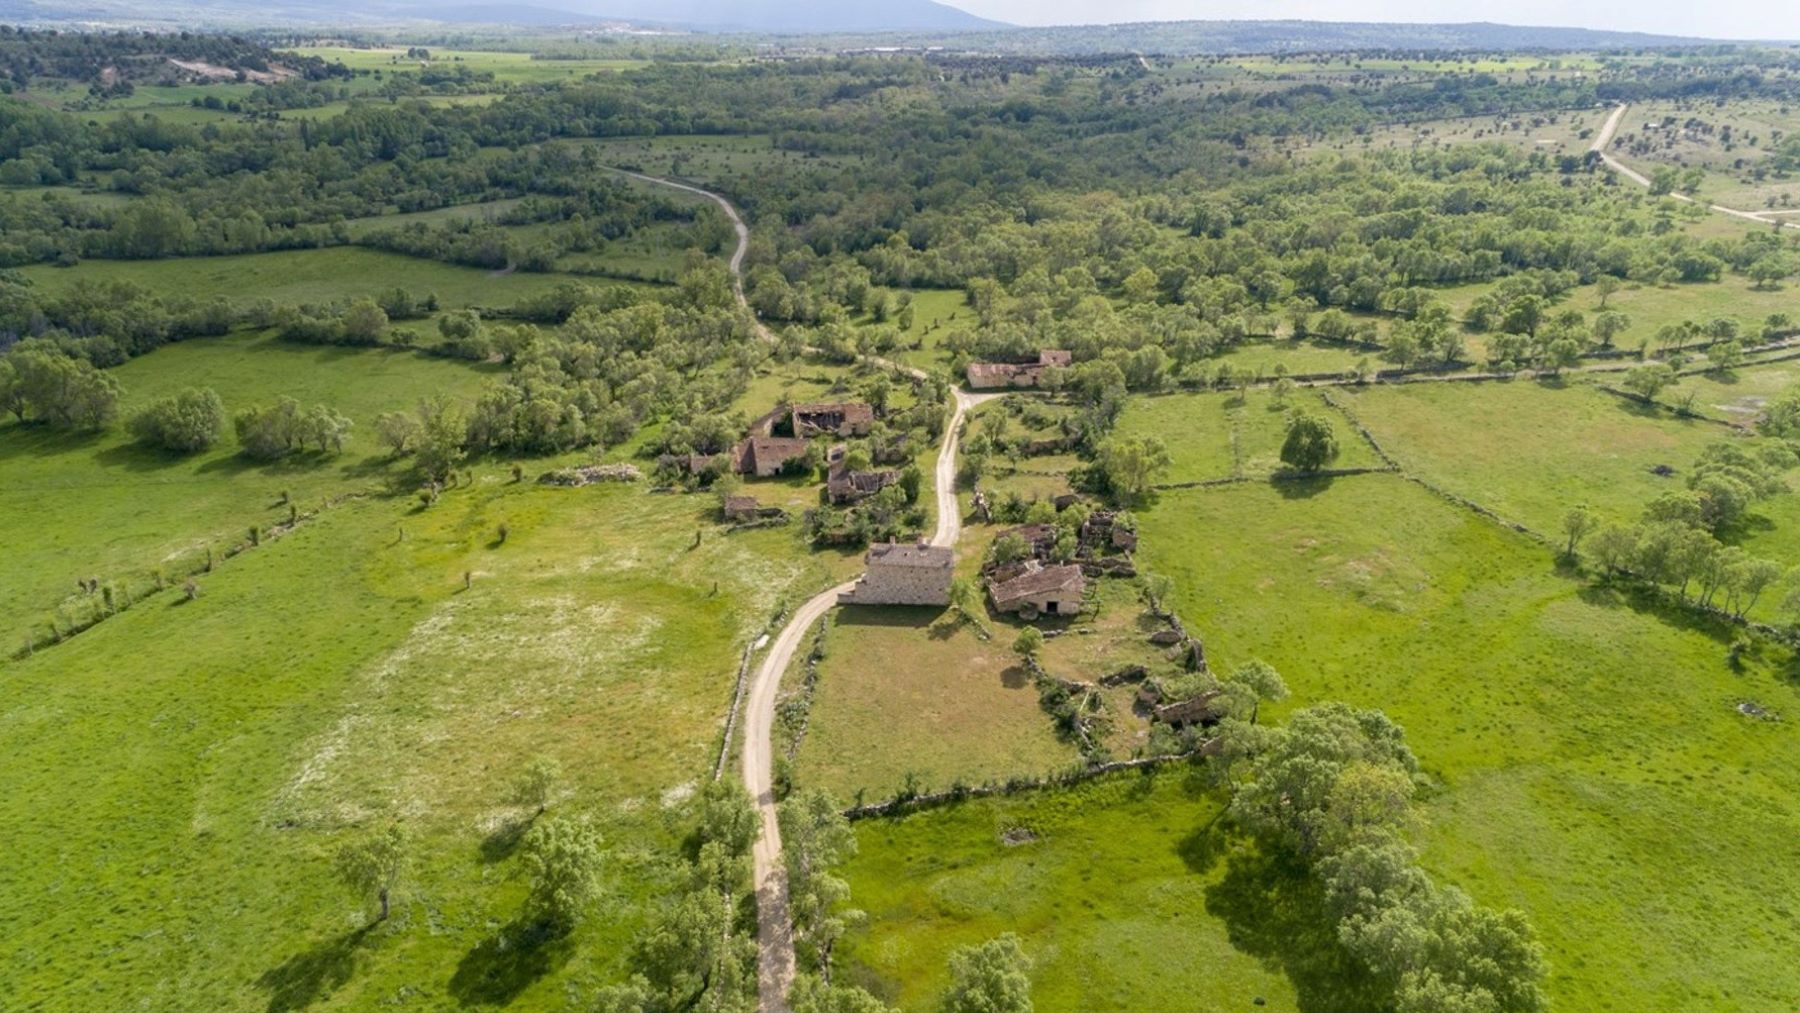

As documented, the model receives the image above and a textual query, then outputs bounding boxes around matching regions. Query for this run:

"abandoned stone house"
[838,541,954,606]
[790,402,875,438]
[995,522,1059,557]
[827,464,900,505]
[988,562,1086,618]
[658,452,728,478]
[964,349,1074,390]
[733,436,811,478]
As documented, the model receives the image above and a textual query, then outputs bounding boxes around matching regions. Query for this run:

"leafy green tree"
[1620,363,1676,402]
[1228,702,1419,855]
[414,396,466,481]
[1279,411,1340,473]
[1220,659,1289,725]
[520,813,606,932]
[1091,434,1171,505]
[791,976,896,1013]
[1560,506,1596,559]
[339,298,389,345]
[128,387,223,452]
[780,790,860,971]
[512,755,563,815]
[6,347,120,430]
[374,411,422,457]
[336,823,407,924]
[943,934,1033,1013]
[1012,626,1043,659]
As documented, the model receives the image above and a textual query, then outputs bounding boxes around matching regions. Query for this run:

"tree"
[1593,310,1630,348]
[520,812,606,932]
[1561,507,1596,559]
[374,411,422,457]
[340,298,389,345]
[6,347,120,430]
[1280,411,1340,473]
[1092,434,1171,505]
[128,387,223,452]
[414,396,466,481]
[1012,626,1043,659]
[942,934,1033,1013]
[302,404,353,453]
[512,755,563,815]
[1229,702,1419,855]
[336,824,407,924]
[1620,363,1676,402]
[991,532,1031,565]
[1595,276,1621,309]
[791,976,896,1013]
[780,790,859,972]
[1220,659,1289,725]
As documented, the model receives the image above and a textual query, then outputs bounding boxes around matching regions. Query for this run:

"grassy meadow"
[0,472,834,1010]
[1116,387,1385,483]
[0,331,502,645]
[837,773,1308,1011]
[20,247,603,310]
[1131,474,1800,1010]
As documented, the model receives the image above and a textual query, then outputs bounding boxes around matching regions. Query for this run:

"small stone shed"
[988,562,1086,619]
[838,541,954,606]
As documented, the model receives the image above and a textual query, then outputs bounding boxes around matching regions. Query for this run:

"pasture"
[0,473,832,1010]
[19,247,600,310]
[1115,387,1385,483]
[837,772,1302,1011]
[1134,474,1800,1010]
[0,331,498,645]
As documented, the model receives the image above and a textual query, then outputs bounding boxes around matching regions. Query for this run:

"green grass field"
[793,608,1076,801]
[289,46,650,85]
[0,331,501,645]
[1133,474,1800,1010]
[1116,387,1385,483]
[20,247,605,310]
[837,772,1305,1011]
[0,469,833,1010]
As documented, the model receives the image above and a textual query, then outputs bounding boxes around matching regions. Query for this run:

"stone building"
[791,402,875,438]
[964,349,1074,390]
[734,436,811,478]
[827,464,900,505]
[838,541,954,606]
[988,562,1086,618]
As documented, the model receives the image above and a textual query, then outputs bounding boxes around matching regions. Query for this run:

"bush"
[128,387,224,452]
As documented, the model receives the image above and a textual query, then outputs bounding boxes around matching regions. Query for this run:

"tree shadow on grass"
[480,817,530,864]
[255,925,370,1013]
[1576,580,1734,644]
[1203,845,1386,1013]
[448,917,573,1007]
[1270,474,1334,500]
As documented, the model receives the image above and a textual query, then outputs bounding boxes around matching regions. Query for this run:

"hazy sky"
[949,0,1800,41]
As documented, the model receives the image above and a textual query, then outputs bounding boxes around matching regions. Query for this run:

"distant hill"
[563,0,1006,33]
[0,1,1740,50]
[932,19,1726,54]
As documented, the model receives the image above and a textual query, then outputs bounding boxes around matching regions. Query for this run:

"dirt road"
[1592,103,1798,231]
[613,166,984,1011]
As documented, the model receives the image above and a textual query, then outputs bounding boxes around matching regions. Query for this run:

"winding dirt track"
[613,167,989,1011]
[1592,103,1799,231]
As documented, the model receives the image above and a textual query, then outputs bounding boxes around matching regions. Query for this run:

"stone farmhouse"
[838,541,954,606]
[987,561,1086,619]
[965,349,1074,390]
